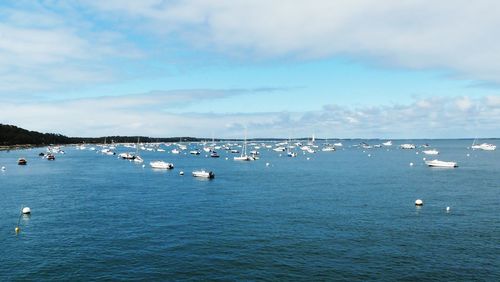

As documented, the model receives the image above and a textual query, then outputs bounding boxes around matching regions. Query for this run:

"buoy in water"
[410,162,414,166]
[306,157,310,160]
[368,154,371,157]
[415,199,423,206]
[22,207,31,214]
[1,166,5,170]
[446,206,450,212]
[142,164,145,168]
[466,153,470,157]
[15,227,20,234]
[179,171,184,175]
[266,162,270,167]
[422,157,426,161]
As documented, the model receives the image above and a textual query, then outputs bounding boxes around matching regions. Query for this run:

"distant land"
[1,124,494,149]
[0,124,202,147]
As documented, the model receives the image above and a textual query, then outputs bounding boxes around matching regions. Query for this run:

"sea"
[0,139,498,281]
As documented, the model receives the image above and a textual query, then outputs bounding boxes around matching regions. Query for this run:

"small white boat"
[333,142,343,147]
[150,161,174,169]
[382,141,392,146]
[171,149,180,154]
[425,159,458,168]
[190,150,200,155]
[471,143,496,151]
[322,146,336,152]
[133,155,144,163]
[234,155,255,161]
[192,170,215,178]
[118,152,135,159]
[273,147,286,152]
[422,149,439,155]
[400,144,416,149]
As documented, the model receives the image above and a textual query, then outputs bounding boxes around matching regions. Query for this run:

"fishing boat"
[425,159,458,168]
[422,149,439,155]
[192,170,215,178]
[149,161,174,169]
[17,158,27,165]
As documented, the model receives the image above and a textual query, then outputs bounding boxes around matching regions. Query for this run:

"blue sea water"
[0,140,498,281]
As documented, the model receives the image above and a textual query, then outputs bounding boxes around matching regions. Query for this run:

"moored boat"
[17,158,27,165]
[422,149,439,155]
[192,170,215,178]
[471,143,496,151]
[150,161,174,169]
[425,159,458,168]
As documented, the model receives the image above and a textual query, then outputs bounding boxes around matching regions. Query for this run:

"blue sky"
[1,1,499,138]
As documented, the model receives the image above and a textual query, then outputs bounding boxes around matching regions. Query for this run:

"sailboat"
[134,137,144,163]
[234,129,255,161]
[471,138,496,151]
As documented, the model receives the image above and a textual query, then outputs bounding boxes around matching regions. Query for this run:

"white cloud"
[1,92,498,138]
[84,0,500,83]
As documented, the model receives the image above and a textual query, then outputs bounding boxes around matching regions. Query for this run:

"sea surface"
[0,140,498,281]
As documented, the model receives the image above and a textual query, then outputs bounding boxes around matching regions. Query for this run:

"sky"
[1,0,499,139]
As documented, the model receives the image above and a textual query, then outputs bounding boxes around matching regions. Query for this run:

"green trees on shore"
[0,124,201,146]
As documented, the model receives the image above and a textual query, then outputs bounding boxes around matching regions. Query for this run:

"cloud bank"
[2,91,498,138]
[86,0,500,83]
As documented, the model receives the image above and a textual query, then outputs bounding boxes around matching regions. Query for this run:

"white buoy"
[367,154,371,157]
[22,207,31,214]
[1,166,5,171]
[422,157,426,161]
[266,162,270,167]
[142,164,145,168]
[415,199,423,206]
[416,152,419,155]
[306,157,310,160]
[410,162,414,166]
[225,157,228,160]
[179,171,184,175]
[446,206,450,212]
[466,153,470,157]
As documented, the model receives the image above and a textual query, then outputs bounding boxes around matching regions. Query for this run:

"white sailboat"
[234,129,255,161]
[134,138,144,163]
[471,139,496,151]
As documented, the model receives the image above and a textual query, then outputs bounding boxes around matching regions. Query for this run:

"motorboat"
[190,150,200,155]
[287,151,297,157]
[118,152,135,159]
[471,143,496,151]
[382,141,392,146]
[192,170,215,179]
[400,144,416,149]
[17,158,27,165]
[333,142,343,147]
[322,146,336,152]
[422,149,439,155]
[210,151,220,158]
[150,161,174,169]
[46,154,56,160]
[171,148,180,154]
[425,159,458,168]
